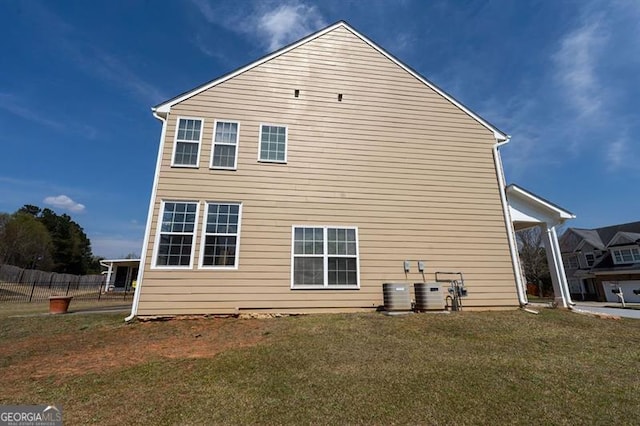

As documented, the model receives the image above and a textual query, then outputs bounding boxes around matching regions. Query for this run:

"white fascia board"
[507,185,575,221]
[101,258,141,263]
[151,21,508,140]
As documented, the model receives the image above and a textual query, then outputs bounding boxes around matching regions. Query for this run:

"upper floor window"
[155,201,199,267]
[611,247,640,265]
[563,254,579,269]
[172,118,202,167]
[291,226,359,288]
[200,202,242,268]
[259,124,287,163]
[584,252,595,267]
[211,121,239,170]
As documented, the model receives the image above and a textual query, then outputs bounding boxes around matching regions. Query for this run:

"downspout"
[125,110,168,322]
[493,138,528,307]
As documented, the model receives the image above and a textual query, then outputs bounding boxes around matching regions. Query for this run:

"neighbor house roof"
[152,20,508,141]
[573,229,605,250]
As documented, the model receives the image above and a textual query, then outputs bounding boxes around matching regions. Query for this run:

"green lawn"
[1,308,638,425]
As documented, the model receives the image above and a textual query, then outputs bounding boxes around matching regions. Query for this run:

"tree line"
[0,205,101,274]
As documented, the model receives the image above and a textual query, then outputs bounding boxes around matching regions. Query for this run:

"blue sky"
[1,0,638,258]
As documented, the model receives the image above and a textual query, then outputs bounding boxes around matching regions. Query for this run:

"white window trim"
[611,246,640,265]
[290,225,360,290]
[171,116,203,168]
[564,254,579,269]
[258,123,288,164]
[198,201,243,270]
[151,200,200,269]
[210,120,240,170]
[584,252,595,267]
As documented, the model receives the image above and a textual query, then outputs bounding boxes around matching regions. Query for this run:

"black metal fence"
[0,263,135,303]
[0,280,134,303]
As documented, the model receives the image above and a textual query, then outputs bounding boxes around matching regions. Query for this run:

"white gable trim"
[608,231,640,247]
[152,21,508,141]
[506,184,575,227]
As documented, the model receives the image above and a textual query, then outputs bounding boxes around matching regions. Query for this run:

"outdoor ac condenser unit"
[382,283,411,311]
[414,282,445,311]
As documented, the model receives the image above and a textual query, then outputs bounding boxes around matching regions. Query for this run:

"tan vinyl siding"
[138,26,518,315]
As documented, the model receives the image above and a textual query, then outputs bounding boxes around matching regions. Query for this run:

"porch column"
[541,224,572,307]
[105,262,113,292]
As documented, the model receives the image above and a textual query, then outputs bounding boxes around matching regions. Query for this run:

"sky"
[1,0,639,258]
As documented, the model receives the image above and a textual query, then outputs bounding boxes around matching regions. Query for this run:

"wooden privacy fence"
[0,264,132,303]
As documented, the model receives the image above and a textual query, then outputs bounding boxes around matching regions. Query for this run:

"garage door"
[602,281,640,303]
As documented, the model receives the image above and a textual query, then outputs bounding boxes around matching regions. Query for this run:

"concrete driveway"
[572,302,640,319]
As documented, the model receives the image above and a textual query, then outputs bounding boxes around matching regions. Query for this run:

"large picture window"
[200,203,241,268]
[292,226,359,288]
[155,201,198,267]
[259,124,287,163]
[211,121,239,169]
[172,117,202,167]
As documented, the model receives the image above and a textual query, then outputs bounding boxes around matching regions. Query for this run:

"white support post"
[105,263,113,293]
[541,224,572,308]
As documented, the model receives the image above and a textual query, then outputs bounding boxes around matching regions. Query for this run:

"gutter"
[125,110,168,322]
[493,138,528,307]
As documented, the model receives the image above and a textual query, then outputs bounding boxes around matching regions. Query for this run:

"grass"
[1,309,639,425]
[0,300,131,318]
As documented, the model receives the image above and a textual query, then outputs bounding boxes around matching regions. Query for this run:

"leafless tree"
[516,226,551,297]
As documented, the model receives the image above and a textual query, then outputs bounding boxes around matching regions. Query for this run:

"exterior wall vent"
[382,282,411,311]
[414,283,445,311]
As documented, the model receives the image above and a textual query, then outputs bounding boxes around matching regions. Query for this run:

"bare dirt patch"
[1,317,270,384]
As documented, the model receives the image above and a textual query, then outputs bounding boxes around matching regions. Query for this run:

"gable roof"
[152,20,508,141]
[608,231,640,247]
[562,221,640,252]
[573,229,605,250]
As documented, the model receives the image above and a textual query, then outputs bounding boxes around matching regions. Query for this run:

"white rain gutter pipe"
[493,138,528,307]
[125,110,168,322]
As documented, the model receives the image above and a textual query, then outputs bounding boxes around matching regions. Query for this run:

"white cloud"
[43,195,86,213]
[255,3,326,50]
[0,93,63,130]
[553,19,607,118]
[192,0,326,51]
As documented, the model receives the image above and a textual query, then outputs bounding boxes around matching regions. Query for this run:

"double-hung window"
[584,252,595,267]
[211,121,239,169]
[200,203,241,268]
[172,117,202,167]
[259,124,287,163]
[292,226,359,288]
[155,201,198,267]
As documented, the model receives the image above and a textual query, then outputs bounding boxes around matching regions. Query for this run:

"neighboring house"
[127,21,574,317]
[100,259,140,292]
[559,221,640,302]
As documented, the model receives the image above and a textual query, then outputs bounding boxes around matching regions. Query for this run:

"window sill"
[171,164,199,169]
[151,265,193,270]
[291,285,360,290]
[198,265,239,270]
[209,167,237,171]
[258,160,287,164]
